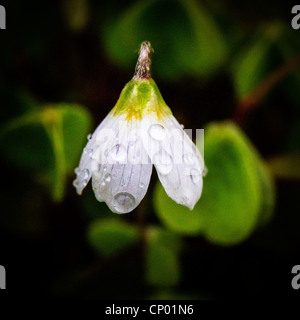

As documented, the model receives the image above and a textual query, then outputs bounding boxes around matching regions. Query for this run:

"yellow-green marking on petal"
[111,78,172,121]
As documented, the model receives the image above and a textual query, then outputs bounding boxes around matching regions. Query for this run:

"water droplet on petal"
[79,168,90,180]
[74,167,80,174]
[183,152,196,165]
[103,165,107,172]
[84,148,93,157]
[149,124,166,141]
[110,144,127,162]
[139,183,144,188]
[113,192,136,213]
[87,134,92,140]
[190,168,201,183]
[104,173,111,183]
[180,124,184,129]
[202,167,208,177]
[153,151,173,175]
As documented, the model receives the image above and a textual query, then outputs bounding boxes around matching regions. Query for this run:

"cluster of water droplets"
[72,133,98,192]
[102,138,139,213]
[74,122,205,212]
[148,122,205,183]
[148,123,172,175]
[73,167,91,191]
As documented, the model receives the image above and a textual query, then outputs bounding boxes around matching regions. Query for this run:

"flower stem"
[134,41,153,79]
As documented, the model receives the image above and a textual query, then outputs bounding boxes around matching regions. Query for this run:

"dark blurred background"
[0,0,300,299]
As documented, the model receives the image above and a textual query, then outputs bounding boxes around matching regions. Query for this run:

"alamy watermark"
[0,5,5,29]
[0,265,6,289]
[291,265,300,290]
[292,5,300,29]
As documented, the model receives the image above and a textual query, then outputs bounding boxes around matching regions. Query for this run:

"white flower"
[73,41,205,214]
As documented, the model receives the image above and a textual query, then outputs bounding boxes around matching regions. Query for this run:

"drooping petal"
[73,111,120,195]
[141,114,205,210]
[91,115,153,214]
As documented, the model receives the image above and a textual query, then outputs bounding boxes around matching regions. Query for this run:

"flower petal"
[141,114,205,210]
[73,111,120,195]
[91,115,152,214]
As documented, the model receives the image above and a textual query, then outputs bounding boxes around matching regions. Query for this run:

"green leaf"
[0,103,92,202]
[103,0,228,80]
[87,219,139,256]
[154,184,204,235]
[145,226,182,287]
[231,23,282,99]
[255,159,276,226]
[232,37,270,99]
[154,121,276,245]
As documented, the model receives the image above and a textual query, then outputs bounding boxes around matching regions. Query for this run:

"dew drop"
[79,168,90,180]
[113,192,136,213]
[190,168,201,183]
[104,173,111,183]
[139,183,144,188]
[87,134,92,140]
[149,124,166,141]
[110,144,127,162]
[202,167,208,177]
[74,167,80,174]
[153,151,173,175]
[84,148,93,157]
[180,124,184,129]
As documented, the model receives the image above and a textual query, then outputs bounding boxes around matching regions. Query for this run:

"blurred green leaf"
[103,0,228,80]
[232,37,270,99]
[145,226,182,287]
[255,159,276,226]
[267,154,300,180]
[231,22,283,99]
[154,121,276,245]
[154,184,204,235]
[87,219,139,256]
[200,122,275,242]
[0,103,92,201]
